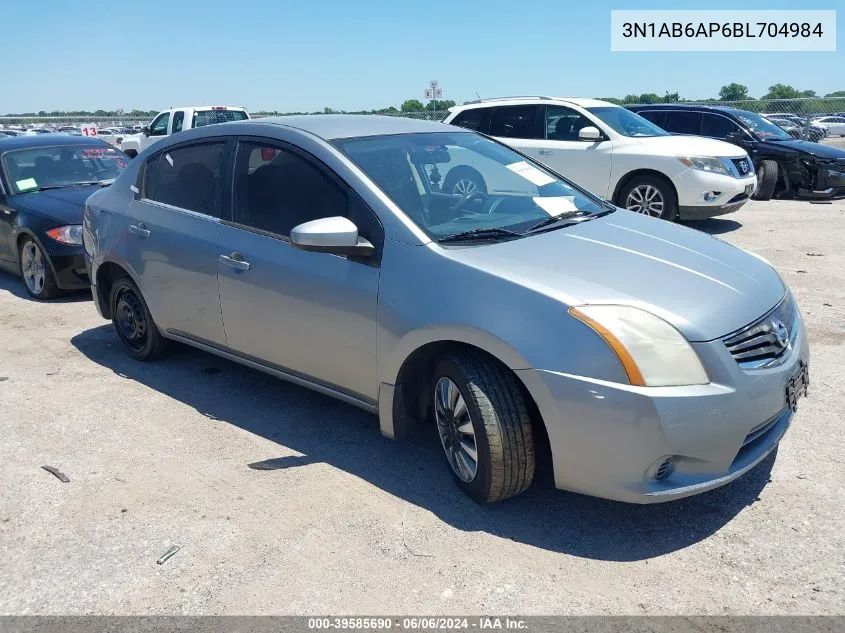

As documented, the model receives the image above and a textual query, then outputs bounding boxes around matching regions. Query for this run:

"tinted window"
[192,109,249,128]
[232,142,347,238]
[450,109,489,132]
[145,142,225,216]
[637,110,667,128]
[172,111,185,133]
[701,113,742,138]
[545,105,594,141]
[488,106,540,139]
[664,111,701,135]
[149,112,170,136]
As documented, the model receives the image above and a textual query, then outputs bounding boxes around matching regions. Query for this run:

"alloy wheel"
[626,184,665,217]
[21,242,46,295]
[452,178,478,196]
[434,377,478,483]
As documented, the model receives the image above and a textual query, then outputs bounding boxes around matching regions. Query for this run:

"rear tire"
[19,236,60,300]
[752,160,778,201]
[109,278,168,361]
[430,351,535,503]
[618,174,678,221]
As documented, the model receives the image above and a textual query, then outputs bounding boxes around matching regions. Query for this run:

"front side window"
[2,144,128,194]
[701,113,743,138]
[149,112,170,136]
[545,105,595,141]
[172,111,185,133]
[488,106,541,139]
[450,109,489,132]
[587,107,669,137]
[144,142,225,216]
[232,142,347,238]
[663,111,702,135]
[334,132,606,241]
[636,110,667,128]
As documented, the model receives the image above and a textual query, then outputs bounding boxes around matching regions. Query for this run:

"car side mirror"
[290,216,374,257]
[578,126,602,142]
[142,126,151,137]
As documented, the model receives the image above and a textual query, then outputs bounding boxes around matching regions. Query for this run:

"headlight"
[678,156,731,176]
[46,225,83,245]
[569,305,709,387]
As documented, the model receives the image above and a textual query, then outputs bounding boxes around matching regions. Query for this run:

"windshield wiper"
[437,227,522,244]
[526,211,590,233]
[24,180,112,192]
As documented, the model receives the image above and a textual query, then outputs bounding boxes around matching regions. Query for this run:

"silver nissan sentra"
[83,115,809,504]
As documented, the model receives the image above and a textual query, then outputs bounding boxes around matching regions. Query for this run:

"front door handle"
[128,223,150,238]
[537,149,553,156]
[219,253,250,272]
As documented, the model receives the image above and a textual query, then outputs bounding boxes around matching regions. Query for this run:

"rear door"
[123,138,231,347]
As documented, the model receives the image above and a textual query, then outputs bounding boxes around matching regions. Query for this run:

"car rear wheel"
[430,351,535,503]
[109,278,168,361]
[752,160,778,201]
[19,237,59,300]
[619,175,677,221]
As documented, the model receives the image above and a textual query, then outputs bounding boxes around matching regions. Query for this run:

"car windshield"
[587,106,669,137]
[191,109,249,128]
[334,132,607,241]
[1,144,128,194]
[730,110,792,140]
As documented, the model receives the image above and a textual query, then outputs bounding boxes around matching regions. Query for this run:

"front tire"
[109,278,168,361]
[19,236,59,300]
[442,167,487,197]
[618,175,678,221]
[752,160,778,201]
[430,351,535,503]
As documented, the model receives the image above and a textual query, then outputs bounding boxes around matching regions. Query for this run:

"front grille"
[723,293,797,369]
[731,157,753,177]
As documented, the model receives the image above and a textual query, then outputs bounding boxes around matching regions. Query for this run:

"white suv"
[443,97,757,221]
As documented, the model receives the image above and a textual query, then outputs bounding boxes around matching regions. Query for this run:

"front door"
[123,139,229,347]
[216,140,380,401]
[142,111,170,153]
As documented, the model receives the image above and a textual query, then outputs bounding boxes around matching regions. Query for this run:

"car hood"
[11,184,103,224]
[629,134,747,158]
[445,210,785,342]
[756,138,845,160]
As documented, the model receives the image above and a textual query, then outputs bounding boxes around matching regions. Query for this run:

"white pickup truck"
[118,105,249,157]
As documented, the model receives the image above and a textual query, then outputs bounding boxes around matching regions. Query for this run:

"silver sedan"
[83,115,809,503]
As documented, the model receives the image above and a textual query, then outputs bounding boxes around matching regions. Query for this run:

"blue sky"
[3,0,841,113]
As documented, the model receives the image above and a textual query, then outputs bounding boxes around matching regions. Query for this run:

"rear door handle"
[128,223,150,238]
[537,149,553,156]
[219,253,250,271]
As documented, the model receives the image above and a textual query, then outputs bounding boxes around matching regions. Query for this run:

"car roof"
[451,97,614,111]
[0,134,111,150]
[166,105,247,111]
[249,114,458,140]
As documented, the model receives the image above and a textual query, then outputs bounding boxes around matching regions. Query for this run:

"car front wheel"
[430,351,535,503]
[19,236,59,299]
[619,175,678,221]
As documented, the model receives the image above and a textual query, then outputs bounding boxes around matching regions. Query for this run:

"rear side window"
[488,106,541,139]
[144,142,226,217]
[450,109,489,132]
[701,113,742,138]
[192,109,249,128]
[664,111,701,135]
[637,110,667,128]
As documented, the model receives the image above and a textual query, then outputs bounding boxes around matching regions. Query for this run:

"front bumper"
[43,242,89,290]
[796,162,845,199]
[517,305,809,503]
[674,169,756,220]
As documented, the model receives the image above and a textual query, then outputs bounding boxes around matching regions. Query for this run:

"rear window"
[191,109,249,128]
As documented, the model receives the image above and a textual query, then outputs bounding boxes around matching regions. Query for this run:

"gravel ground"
[0,199,843,615]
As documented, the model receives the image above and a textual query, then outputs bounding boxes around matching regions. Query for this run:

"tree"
[718,83,750,101]
[762,84,803,100]
[401,99,424,112]
[426,99,455,111]
[662,92,680,103]
[800,90,816,98]
[824,91,845,98]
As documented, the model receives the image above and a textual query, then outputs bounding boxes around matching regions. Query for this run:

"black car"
[628,104,845,201]
[0,135,129,299]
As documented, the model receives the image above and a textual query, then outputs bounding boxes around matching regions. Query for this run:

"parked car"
[629,104,845,200]
[119,106,249,157]
[84,115,808,504]
[0,135,129,298]
[810,116,845,137]
[765,115,826,143]
[443,97,756,221]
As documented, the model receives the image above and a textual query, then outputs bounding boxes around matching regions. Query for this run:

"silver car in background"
[83,115,809,504]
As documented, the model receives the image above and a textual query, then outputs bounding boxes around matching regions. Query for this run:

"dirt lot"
[0,199,843,615]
